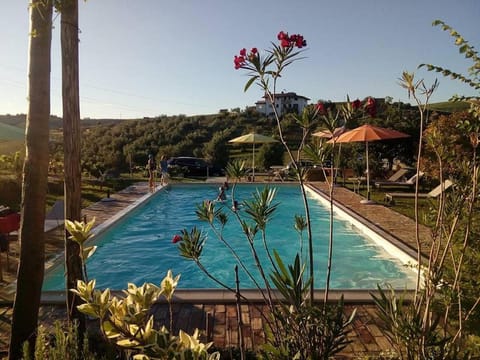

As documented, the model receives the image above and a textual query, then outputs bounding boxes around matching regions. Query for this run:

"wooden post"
[235,265,245,360]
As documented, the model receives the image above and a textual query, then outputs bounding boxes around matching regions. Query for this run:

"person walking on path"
[160,155,169,186]
[147,154,156,191]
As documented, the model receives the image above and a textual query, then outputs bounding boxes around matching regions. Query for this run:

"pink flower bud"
[352,99,362,110]
[172,234,182,244]
[277,31,288,40]
[281,39,290,48]
[315,102,325,113]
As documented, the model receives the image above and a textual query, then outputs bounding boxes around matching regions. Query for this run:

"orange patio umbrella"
[329,124,410,203]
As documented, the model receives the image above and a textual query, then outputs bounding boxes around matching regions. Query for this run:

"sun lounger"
[375,172,424,189]
[384,179,453,205]
[384,168,410,182]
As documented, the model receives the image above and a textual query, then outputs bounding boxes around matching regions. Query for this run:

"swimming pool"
[43,183,417,290]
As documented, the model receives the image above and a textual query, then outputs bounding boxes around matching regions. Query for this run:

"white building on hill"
[255,92,310,116]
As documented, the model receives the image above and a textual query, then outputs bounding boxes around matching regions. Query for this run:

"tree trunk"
[8,1,53,359]
[61,0,85,328]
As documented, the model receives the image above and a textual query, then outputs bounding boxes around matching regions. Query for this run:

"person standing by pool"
[160,155,168,186]
[147,154,156,191]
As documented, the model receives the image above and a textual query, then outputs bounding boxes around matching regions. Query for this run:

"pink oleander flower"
[295,34,306,48]
[277,31,307,48]
[234,47,259,69]
[365,97,376,117]
[234,31,306,70]
[234,55,246,69]
[172,234,182,244]
[277,31,288,41]
[352,99,362,110]
[281,38,290,47]
[248,48,258,61]
[315,102,325,113]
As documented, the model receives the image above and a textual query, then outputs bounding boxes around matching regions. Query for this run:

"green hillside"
[428,101,470,113]
[0,122,24,140]
[0,101,469,145]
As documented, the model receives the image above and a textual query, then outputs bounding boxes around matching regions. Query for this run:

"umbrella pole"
[360,141,375,204]
[252,143,255,182]
[366,141,370,200]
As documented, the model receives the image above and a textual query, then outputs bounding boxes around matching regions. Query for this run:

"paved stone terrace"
[309,182,432,258]
[0,180,432,358]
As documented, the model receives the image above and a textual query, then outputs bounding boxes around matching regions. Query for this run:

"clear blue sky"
[1,0,479,119]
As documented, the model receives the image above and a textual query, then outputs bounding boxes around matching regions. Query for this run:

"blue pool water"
[43,183,416,290]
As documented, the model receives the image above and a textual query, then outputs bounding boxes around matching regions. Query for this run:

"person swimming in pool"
[216,185,226,201]
[232,200,240,212]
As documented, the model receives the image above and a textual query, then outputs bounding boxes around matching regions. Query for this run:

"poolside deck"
[0,180,431,358]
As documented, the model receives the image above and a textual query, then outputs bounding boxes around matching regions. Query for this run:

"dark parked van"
[167,157,224,177]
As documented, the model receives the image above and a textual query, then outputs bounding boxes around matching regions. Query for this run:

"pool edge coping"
[39,182,420,305]
[36,289,414,305]
[305,184,427,264]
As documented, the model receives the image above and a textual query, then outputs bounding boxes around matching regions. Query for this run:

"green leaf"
[82,245,97,260]
[273,250,289,279]
[244,75,258,92]
[77,303,99,318]
[133,355,150,360]
[103,320,121,338]
[100,288,111,305]
[116,338,140,347]
[459,44,469,54]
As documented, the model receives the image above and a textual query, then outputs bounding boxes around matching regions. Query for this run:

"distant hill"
[0,114,127,134]
[428,101,470,113]
[0,114,26,127]
[0,100,471,135]
[0,114,64,130]
[0,122,24,140]
[80,118,132,127]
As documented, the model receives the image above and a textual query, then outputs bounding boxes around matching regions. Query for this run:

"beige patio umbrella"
[229,132,278,181]
[313,127,346,183]
[312,127,346,139]
[329,124,410,203]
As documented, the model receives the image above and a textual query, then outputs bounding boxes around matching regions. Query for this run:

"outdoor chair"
[0,205,10,216]
[347,176,366,193]
[374,171,424,189]
[384,179,454,205]
[0,212,20,280]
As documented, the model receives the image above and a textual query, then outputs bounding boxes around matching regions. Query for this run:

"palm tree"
[8,1,53,358]
[60,0,85,330]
